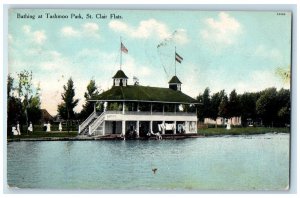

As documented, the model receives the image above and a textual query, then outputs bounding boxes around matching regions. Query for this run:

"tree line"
[196,87,290,127]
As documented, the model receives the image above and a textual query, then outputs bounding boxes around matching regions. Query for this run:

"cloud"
[22,25,31,34]
[173,29,189,45]
[61,23,100,38]
[33,31,47,44]
[61,26,80,37]
[22,25,47,45]
[200,12,242,46]
[254,45,283,62]
[109,19,188,44]
[83,23,99,34]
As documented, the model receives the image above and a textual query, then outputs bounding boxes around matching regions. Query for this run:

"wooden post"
[174,121,177,134]
[122,120,126,136]
[122,101,125,114]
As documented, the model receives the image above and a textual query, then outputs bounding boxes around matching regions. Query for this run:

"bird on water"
[152,168,157,174]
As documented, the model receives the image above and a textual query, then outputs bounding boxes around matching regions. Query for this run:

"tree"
[80,79,100,119]
[210,90,225,127]
[7,72,41,135]
[256,88,278,127]
[228,89,240,121]
[276,66,290,85]
[58,78,79,132]
[7,74,14,97]
[239,92,260,126]
[218,94,229,120]
[7,75,22,135]
[196,87,213,122]
[276,88,290,126]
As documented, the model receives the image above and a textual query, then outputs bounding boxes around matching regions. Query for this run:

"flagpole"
[175,46,177,76]
[120,37,122,70]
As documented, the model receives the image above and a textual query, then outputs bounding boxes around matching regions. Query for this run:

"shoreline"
[7,134,202,142]
[7,134,204,142]
[7,134,205,142]
[6,132,289,142]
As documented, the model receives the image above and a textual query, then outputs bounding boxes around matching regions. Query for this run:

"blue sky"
[8,9,291,115]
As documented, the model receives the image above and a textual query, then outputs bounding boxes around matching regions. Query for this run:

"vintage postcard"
[6,9,291,191]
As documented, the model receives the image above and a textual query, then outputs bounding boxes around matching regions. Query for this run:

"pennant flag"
[175,52,183,63]
[121,42,128,54]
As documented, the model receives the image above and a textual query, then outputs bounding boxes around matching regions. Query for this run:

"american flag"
[121,42,128,54]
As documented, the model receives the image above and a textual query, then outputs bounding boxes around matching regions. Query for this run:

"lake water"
[7,133,290,190]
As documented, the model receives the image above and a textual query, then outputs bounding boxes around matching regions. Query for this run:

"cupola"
[112,70,128,86]
[168,75,182,91]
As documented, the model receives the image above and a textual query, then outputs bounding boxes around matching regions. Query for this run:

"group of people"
[11,121,63,135]
[12,121,33,135]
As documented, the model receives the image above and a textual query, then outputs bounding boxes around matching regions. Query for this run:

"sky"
[8,9,291,115]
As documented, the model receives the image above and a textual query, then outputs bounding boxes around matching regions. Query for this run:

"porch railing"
[105,110,196,116]
[78,111,97,134]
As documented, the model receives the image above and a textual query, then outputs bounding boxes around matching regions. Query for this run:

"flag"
[121,42,128,54]
[175,52,183,63]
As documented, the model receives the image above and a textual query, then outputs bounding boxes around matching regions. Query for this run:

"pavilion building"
[78,69,198,137]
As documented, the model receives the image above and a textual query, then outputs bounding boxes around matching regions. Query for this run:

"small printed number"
[277,13,286,16]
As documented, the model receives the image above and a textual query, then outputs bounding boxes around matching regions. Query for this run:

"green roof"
[112,70,128,79]
[93,85,197,104]
[168,76,182,84]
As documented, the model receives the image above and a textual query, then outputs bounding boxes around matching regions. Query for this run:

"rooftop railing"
[105,110,196,116]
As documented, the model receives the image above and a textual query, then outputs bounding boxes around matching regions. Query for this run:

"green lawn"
[198,127,290,136]
[8,131,78,139]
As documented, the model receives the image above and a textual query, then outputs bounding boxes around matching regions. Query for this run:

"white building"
[204,116,242,126]
[78,70,198,138]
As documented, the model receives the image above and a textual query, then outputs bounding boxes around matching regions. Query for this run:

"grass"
[198,127,290,136]
[8,131,78,139]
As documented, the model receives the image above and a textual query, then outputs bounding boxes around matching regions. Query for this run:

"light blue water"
[7,133,290,190]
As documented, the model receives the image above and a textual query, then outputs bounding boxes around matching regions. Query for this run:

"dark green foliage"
[58,78,79,132]
[58,78,79,120]
[80,80,100,119]
[228,89,240,118]
[197,87,290,127]
[218,95,229,119]
[7,71,42,135]
[238,92,260,126]
[210,90,225,121]
[196,87,211,122]
[256,88,290,126]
